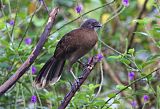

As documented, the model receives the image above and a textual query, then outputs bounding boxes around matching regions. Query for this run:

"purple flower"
[31,95,37,103]
[9,20,14,26]
[122,0,129,7]
[128,72,135,80]
[32,66,36,74]
[75,4,83,13]
[143,95,149,102]
[39,0,43,3]
[24,37,32,45]
[131,101,137,107]
[97,54,103,62]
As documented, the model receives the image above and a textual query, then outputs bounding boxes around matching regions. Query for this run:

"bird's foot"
[69,69,80,88]
[70,78,80,92]
[78,76,83,79]
[64,92,71,100]
[75,78,80,88]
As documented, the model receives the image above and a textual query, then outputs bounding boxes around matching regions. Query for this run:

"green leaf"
[156,41,160,47]
[155,15,160,19]
[93,100,105,106]
[141,73,153,81]
[56,96,63,101]
[0,62,9,68]
[0,57,8,62]
[134,32,149,37]
[107,55,122,61]
[142,60,155,68]
[0,39,10,48]
[113,99,120,104]
[143,54,160,67]
[120,58,130,65]
[133,18,150,25]
[133,89,148,96]
[20,82,32,94]
[116,84,126,90]
[32,16,45,27]
[146,74,153,81]
[89,84,100,90]
[128,48,135,55]
[108,93,116,98]
[147,54,160,61]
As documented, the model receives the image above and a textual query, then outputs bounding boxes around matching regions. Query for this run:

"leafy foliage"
[0,0,160,109]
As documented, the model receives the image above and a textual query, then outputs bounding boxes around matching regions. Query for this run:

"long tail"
[34,57,65,88]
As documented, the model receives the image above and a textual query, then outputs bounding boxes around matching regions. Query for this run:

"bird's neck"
[80,26,95,31]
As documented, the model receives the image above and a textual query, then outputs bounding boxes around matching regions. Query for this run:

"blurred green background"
[0,0,160,109]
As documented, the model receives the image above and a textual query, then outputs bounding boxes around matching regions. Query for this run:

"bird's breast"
[78,29,98,49]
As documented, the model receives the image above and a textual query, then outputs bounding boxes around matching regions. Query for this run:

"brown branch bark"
[0,7,59,96]
[58,55,100,109]
[127,0,149,50]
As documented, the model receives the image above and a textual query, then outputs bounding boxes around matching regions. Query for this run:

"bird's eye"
[92,22,97,25]
[88,22,91,24]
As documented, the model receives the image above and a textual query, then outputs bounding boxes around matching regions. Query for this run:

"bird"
[34,18,101,88]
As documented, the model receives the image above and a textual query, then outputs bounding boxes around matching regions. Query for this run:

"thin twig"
[127,0,149,50]
[50,0,116,35]
[99,39,141,72]
[126,1,149,107]
[101,67,160,109]
[10,0,18,40]
[18,2,40,49]
[41,0,49,14]
[0,7,59,96]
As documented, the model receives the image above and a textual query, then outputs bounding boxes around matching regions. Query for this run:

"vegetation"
[0,0,160,109]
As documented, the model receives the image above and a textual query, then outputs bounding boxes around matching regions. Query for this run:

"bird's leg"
[68,67,80,87]
[69,68,77,80]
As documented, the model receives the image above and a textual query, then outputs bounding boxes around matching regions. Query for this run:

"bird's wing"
[53,30,80,58]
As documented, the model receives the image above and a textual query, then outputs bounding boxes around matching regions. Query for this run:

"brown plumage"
[34,19,101,88]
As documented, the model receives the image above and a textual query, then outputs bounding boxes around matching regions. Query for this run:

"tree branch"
[0,7,59,96]
[127,0,149,50]
[58,55,100,109]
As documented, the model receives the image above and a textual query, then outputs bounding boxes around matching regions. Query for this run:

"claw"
[75,78,80,87]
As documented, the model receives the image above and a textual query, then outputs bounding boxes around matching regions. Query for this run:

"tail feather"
[34,57,65,88]
[47,59,65,84]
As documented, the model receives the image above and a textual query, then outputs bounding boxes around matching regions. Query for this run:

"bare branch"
[58,55,100,109]
[0,7,59,96]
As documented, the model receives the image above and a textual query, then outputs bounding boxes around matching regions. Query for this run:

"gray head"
[80,19,101,30]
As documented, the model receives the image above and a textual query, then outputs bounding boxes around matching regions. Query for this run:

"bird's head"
[80,19,102,30]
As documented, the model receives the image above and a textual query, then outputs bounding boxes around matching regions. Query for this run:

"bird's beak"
[94,23,102,28]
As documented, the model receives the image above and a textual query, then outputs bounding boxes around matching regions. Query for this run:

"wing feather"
[54,31,80,58]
